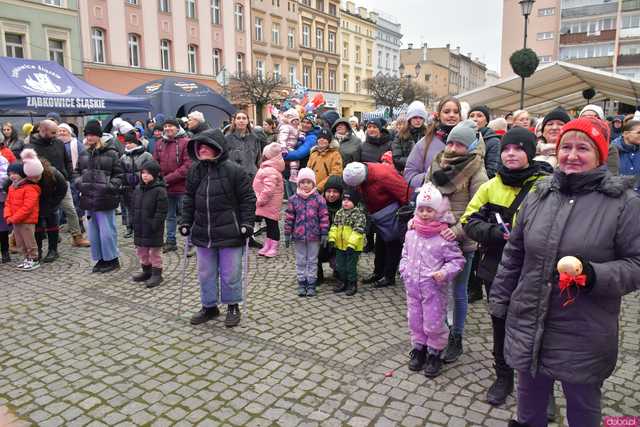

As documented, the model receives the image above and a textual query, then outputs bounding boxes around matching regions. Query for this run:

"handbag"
[371,202,406,242]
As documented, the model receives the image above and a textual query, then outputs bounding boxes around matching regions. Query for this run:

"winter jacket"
[307,142,343,192]
[403,134,447,188]
[284,126,320,162]
[182,131,256,248]
[24,134,72,180]
[76,135,124,212]
[188,121,212,137]
[5,127,23,158]
[4,180,40,224]
[131,176,168,248]
[490,167,640,384]
[38,166,68,217]
[278,122,299,151]
[332,119,362,166]
[120,147,153,204]
[461,171,548,282]
[534,141,557,169]
[253,155,284,221]
[399,230,465,286]
[328,206,367,251]
[284,191,329,241]
[608,144,620,175]
[358,162,410,215]
[224,130,262,180]
[359,130,392,163]
[0,146,15,164]
[480,127,501,179]
[153,134,191,195]
[391,126,426,173]
[613,136,640,192]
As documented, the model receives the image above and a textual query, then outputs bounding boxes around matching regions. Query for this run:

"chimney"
[358,7,368,19]
[408,43,413,50]
[346,1,355,13]
[456,46,461,54]
[369,11,378,22]
[446,43,450,49]
[467,52,472,58]
[422,43,427,61]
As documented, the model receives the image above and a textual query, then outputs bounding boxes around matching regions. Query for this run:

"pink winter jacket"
[278,123,300,150]
[252,156,285,221]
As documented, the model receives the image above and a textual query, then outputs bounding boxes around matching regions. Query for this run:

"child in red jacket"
[4,162,41,271]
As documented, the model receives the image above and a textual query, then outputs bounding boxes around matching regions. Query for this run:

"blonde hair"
[512,109,529,122]
[558,130,600,162]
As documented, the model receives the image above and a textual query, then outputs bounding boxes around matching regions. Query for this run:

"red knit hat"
[557,118,609,165]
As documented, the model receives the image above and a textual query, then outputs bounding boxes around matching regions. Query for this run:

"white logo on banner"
[11,63,73,95]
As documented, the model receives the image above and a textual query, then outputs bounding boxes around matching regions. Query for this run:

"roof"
[457,61,640,115]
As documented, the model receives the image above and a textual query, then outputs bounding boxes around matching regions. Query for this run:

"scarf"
[297,186,317,199]
[436,123,454,142]
[413,216,449,238]
[498,162,543,187]
[430,150,483,194]
[335,132,348,142]
[554,166,608,195]
[68,138,79,170]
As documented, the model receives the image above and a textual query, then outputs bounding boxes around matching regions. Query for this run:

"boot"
[42,249,59,263]
[424,352,443,378]
[317,263,324,284]
[92,260,105,273]
[42,231,59,263]
[71,233,90,248]
[263,239,278,258]
[306,282,317,297]
[224,304,241,327]
[333,280,347,293]
[132,264,152,282]
[486,363,514,406]
[258,238,271,256]
[373,277,395,288]
[190,305,220,325]
[362,273,383,284]
[145,267,163,288]
[1,251,10,264]
[345,280,358,296]
[123,228,133,238]
[162,242,177,253]
[547,393,556,422]
[468,287,483,303]
[100,258,120,273]
[297,280,307,297]
[443,332,463,363]
[248,236,263,249]
[408,348,426,371]
[508,421,530,427]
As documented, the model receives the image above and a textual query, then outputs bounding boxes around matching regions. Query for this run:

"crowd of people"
[1,99,639,427]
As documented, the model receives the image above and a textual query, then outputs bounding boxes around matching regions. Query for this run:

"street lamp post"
[519,0,535,109]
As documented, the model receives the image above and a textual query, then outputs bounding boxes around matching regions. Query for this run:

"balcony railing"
[561,2,618,18]
[622,0,640,11]
[560,29,617,44]
[617,53,640,65]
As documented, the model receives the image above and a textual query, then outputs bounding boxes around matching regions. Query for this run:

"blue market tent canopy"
[0,57,151,115]
[127,77,236,127]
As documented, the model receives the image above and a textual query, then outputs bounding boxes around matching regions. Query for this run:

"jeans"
[166,194,183,244]
[87,210,119,262]
[294,240,320,283]
[448,251,474,335]
[516,370,602,427]
[59,186,81,235]
[196,246,244,307]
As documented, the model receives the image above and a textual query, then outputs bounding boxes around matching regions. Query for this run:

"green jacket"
[328,206,367,251]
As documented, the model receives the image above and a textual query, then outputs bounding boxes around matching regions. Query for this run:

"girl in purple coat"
[284,167,329,297]
[400,183,464,378]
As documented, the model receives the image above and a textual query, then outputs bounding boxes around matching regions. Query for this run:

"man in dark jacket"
[180,130,256,328]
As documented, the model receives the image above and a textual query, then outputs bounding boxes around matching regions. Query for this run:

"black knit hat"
[124,129,141,145]
[468,105,491,125]
[324,175,344,193]
[342,186,362,206]
[317,128,333,143]
[140,159,161,179]
[541,107,571,132]
[163,117,180,127]
[500,127,537,162]
[84,119,103,137]
[7,162,25,178]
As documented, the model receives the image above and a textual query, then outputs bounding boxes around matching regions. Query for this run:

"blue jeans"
[87,210,119,262]
[166,194,183,244]
[196,246,244,307]
[451,251,474,335]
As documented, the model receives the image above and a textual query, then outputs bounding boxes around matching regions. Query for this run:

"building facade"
[339,1,376,117]
[0,0,82,74]
[297,0,340,109]
[370,10,401,77]
[79,0,251,95]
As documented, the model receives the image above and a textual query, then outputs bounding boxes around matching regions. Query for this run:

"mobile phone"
[495,213,510,234]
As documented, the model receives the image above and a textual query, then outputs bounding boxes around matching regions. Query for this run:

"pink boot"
[258,239,272,256]
[263,239,279,258]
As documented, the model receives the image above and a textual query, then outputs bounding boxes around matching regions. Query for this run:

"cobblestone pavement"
[1,227,638,426]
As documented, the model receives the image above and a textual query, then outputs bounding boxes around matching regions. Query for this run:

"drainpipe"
[613,0,623,73]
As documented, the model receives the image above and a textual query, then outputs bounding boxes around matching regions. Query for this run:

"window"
[377,50,382,66]
[256,59,265,78]
[538,55,552,63]
[272,23,280,45]
[302,24,310,47]
[236,53,244,76]
[355,76,360,93]
[211,0,221,24]
[316,28,324,50]
[127,0,138,4]
[328,31,335,53]
[393,55,397,70]
[328,69,336,91]
[343,42,349,59]
[355,46,361,63]
[303,65,311,87]
[160,39,171,71]
[288,27,295,48]
[538,7,555,16]
[562,17,615,34]
[212,48,221,75]
[329,3,337,16]
[622,15,640,29]
[91,28,105,63]
[316,0,324,12]
[343,74,349,92]
[188,44,197,73]
[385,53,390,69]
[43,0,63,5]
[274,63,281,80]
[537,32,554,40]
[48,39,65,66]
[316,67,323,89]
[289,64,296,83]
[255,17,263,41]
[559,43,614,60]
[186,0,196,18]
[4,33,24,58]
[159,0,170,12]
[234,4,244,31]
[620,44,640,55]
[366,48,372,66]
[128,34,141,67]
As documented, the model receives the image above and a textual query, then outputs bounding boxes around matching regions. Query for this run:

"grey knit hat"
[446,120,478,148]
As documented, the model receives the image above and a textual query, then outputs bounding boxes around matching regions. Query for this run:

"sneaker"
[15,258,28,269]
[424,353,443,378]
[224,304,241,327]
[408,348,427,372]
[19,259,40,271]
[190,306,221,325]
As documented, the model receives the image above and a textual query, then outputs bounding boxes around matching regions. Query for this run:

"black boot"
[486,363,514,406]
[424,352,443,378]
[132,264,152,282]
[100,258,120,273]
[468,286,483,303]
[162,242,177,253]
[362,273,383,284]
[224,304,241,327]
[373,277,395,288]
[124,228,133,238]
[42,249,59,263]
[345,280,358,296]
[443,332,463,363]
[408,348,426,371]
[145,267,163,288]
[547,393,556,422]
[333,280,347,293]
[317,264,324,285]
[508,421,530,427]
[1,251,10,264]
[92,260,105,273]
[248,237,263,249]
[42,231,59,263]
[190,306,220,325]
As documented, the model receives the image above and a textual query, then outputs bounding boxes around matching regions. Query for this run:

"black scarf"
[435,123,454,142]
[498,162,544,187]
[554,166,608,195]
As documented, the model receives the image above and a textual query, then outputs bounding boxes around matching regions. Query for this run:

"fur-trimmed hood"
[310,139,340,154]
[536,166,636,198]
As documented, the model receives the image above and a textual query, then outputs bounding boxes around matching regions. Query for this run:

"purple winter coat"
[403,135,446,188]
[284,191,329,241]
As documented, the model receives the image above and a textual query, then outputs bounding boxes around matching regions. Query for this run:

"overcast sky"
[359,0,504,73]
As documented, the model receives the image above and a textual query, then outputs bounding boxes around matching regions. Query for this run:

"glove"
[179,224,191,237]
[558,256,596,307]
[345,247,355,255]
[575,256,596,292]
[240,226,253,239]
[284,236,291,248]
[320,236,328,248]
[126,173,139,187]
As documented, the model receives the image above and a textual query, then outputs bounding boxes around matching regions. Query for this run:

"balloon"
[305,104,314,112]
[311,93,325,107]
[557,256,583,276]
[300,95,309,107]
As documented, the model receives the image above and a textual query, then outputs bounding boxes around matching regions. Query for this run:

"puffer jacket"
[358,162,410,215]
[391,126,426,173]
[25,134,72,180]
[76,135,123,212]
[332,119,362,165]
[153,134,191,195]
[131,166,168,248]
[359,130,392,163]
[284,191,329,241]
[613,135,640,192]
[480,127,501,179]
[182,130,256,248]
[399,229,465,286]
[38,166,68,217]
[328,206,367,251]
[188,121,212,137]
[224,130,262,180]
[307,141,343,192]
[4,179,41,224]
[490,167,640,384]
[277,122,299,151]
[120,146,153,203]
[253,155,284,221]
[403,134,447,188]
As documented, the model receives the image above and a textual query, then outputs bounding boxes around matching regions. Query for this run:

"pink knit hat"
[20,148,44,179]
[262,142,282,160]
[297,167,316,185]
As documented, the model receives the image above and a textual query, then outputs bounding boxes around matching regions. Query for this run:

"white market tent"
[458,61,640,115]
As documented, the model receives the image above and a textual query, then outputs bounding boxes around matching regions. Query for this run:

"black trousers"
[265,218,280,241]
[487,280,509,368]
[36,212,59,255]
[373,237,403,282]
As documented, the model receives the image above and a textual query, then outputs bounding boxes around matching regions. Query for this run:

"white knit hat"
[343,162,367,187]
[58,123,75,137]
[20,148,44,179]
[579,104,605,121]
[406,101,428,121]
[416,183,443,211]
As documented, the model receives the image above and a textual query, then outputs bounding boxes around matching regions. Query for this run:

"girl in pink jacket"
[400,183,465,378]
[278,109,301,182]
[253,142,285,257]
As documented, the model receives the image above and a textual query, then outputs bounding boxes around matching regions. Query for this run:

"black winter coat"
[359,131,391,163]
[76,137,123,212]
[182,132,256,248]
[480,127,501,179]
[132,178,168,247]
[224,131,262,180]
[391,126,425,172]
[25,134,72,179]
[332,119,362,166]
[38,166,68,217]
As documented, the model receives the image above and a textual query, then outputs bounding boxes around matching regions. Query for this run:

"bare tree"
[231,73,287,123]
[402,80,433,108]
[365,75,432,113]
